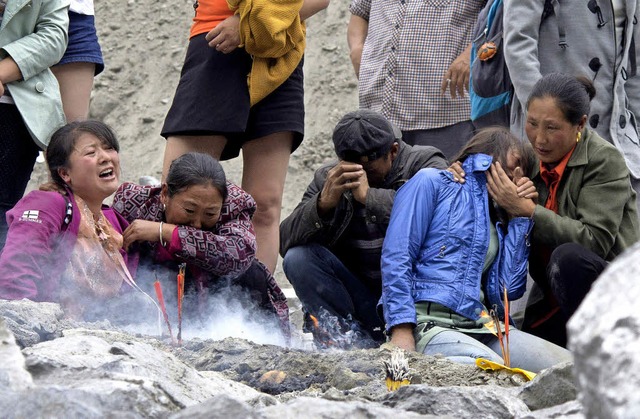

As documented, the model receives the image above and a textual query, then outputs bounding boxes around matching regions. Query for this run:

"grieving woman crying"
[112,153,290,343]
[0,121,148,322]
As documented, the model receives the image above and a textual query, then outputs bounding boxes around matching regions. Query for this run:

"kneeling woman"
[0,121,138,319]
[113,152,289,337]
[381,127,571,372]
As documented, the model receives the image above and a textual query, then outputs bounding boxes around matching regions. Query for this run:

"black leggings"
[524,242,607,347]
[548,242,607,318]
[0,104,40,250]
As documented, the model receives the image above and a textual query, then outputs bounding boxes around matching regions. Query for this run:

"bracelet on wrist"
[159,221,167,247]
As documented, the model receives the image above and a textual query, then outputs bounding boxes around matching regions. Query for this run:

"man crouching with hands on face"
[279,110,447,349]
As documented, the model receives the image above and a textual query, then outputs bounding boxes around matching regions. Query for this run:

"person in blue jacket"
[381,127,571,372]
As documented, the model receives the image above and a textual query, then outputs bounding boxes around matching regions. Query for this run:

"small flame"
[307,310,375,350]
[479,310,498,336]
[308,314,337,348]
[479,306,510,367]
[309,314,320,329]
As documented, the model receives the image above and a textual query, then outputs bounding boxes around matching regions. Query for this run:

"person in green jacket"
[522,73,640,347]
[0,0,70,249]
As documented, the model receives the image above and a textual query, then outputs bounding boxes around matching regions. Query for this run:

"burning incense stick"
[490,308,508,366]
[503,287,510,367]
[177,263,186,344]
[153,276,175,343]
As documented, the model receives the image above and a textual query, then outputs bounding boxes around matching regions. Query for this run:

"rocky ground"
[0,299,581,418]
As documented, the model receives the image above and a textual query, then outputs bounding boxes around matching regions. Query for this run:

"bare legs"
[241,132,293,273]
[162,135,227,179]
[51,62,96,121]
[162,132,293,274]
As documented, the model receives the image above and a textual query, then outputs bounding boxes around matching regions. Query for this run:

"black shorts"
[161,33,304,161]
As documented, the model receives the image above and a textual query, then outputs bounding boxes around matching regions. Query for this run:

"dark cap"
[332,109,402,162]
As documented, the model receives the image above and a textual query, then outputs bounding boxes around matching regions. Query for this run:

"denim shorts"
[161,33,304,161]
[55,11,104,75]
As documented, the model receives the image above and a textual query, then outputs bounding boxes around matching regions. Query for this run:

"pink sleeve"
[0,191,68,301]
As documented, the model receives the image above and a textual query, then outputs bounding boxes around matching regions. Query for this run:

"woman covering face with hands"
[381,127,571,373]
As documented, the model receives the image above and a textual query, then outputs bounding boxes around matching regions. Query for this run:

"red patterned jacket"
[113,182,290,336]
[115,182,256,276]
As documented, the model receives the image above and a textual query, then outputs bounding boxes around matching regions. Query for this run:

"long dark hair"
[46,120,120,189]
[526,73,595,125]
[452,126,536,177]
[165,152,228,200]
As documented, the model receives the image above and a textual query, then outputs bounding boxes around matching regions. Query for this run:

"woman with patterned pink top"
[112,152,289,337]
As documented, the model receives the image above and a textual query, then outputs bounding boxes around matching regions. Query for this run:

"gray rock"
[0,317,33,391]
[260,396,433,419]
[0,294,566,418]
[170,394,259,419]
[516,400,584,419]
[517,362,576,411]
[0,299,67,348]
[383,385,530,419]
[0,387,142,419]
[568,242,640,418]
[18,328,260,416]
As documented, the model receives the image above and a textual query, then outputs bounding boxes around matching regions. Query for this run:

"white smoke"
[113,264,291,348]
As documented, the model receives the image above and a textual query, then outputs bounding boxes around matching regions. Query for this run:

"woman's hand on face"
[446,161,466,183]
[487,162,536,218]
[122,220,162,251]
[205,14,241,54]
[390,324,416,352]
[511,166,538,201]
[515,177,539,202]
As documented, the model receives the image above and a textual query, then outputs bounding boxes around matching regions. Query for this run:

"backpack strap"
[62,192,73,227]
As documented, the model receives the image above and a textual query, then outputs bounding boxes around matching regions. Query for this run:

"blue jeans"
[423,328,572,373]
[282,244,384,341]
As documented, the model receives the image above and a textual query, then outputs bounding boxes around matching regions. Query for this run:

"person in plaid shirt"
[348,0,486,160]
